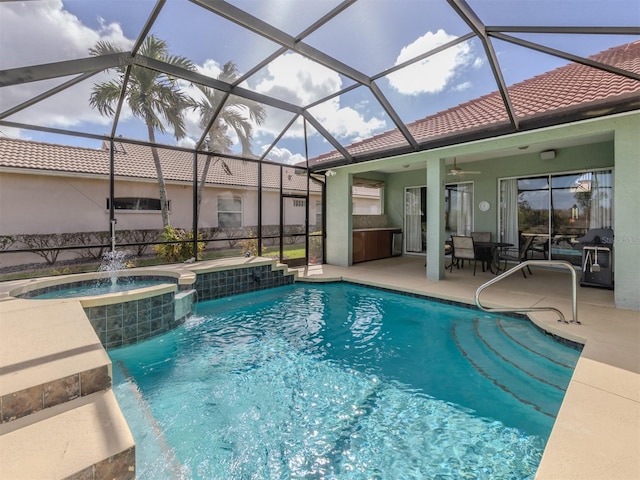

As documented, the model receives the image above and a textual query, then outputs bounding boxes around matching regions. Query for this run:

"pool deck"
[293,257,640,480]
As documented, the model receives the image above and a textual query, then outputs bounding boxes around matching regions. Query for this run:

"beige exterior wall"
[0,172,319,235]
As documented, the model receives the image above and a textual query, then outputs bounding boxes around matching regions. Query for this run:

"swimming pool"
[109,283,581,479]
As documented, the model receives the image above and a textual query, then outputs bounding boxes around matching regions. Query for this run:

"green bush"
[240,231,258,257]
[154,226,205,263]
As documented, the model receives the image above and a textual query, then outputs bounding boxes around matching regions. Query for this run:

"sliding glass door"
[445,182,473,238]
[404,182,474,255]
[499,169,613,266]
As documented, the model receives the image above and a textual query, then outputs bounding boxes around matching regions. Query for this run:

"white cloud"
[251,52,386,142]
[0,1,132,135]
[452,81,472,92]
[262,145,306,165]
[0,1,131,70]
[197,59,224,81]
[0,126,32,141]
[308,99,386,142]
[387,30,477,95]
[252,53,341,106]
[1,3,386,151]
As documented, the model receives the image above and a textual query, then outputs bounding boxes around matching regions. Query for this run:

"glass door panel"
[405,187,426,254]
[550,170,613,265]
[516,176,550,258]
[445,182,473,238]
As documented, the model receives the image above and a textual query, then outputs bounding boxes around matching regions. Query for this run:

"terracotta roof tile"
[312,40,640,164]
[0,138,315,192]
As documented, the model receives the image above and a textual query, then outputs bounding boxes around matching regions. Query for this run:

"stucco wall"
[0,173,320,235]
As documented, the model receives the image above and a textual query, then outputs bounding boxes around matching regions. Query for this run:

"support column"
[613,114,640,310]
[426,158,446,280]
[325,170,352,266]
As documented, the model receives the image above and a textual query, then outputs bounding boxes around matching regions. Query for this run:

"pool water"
[31,279,169,299]
[109,283,581,479]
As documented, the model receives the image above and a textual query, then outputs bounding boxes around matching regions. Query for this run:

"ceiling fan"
[448,158,481,176]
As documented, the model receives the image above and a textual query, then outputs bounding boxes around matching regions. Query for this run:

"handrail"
[475,260,580,324]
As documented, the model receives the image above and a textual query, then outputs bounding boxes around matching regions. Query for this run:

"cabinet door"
[363,231,379,261]
[353,232,366,263]
[377,231,391,258]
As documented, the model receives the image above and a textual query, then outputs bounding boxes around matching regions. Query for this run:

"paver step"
[0,390,135,480]
[0,299,112,423]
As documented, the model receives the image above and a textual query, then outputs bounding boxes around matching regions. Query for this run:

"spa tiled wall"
[84,292,179,350]
[82,266,292,350]
[195,265,294,302]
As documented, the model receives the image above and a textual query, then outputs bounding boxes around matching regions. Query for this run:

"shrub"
[154,226,205,263]
[240,231,258,257]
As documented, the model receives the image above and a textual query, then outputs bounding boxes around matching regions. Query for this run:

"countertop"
[353,227,402,232]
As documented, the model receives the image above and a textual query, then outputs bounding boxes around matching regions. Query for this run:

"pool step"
[451,318,573,418]
[0,390,135,479]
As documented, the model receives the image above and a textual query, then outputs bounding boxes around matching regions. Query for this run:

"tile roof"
[311,40,640,165]
[0,137,316,192]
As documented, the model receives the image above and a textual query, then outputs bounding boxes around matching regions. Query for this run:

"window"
[293,199,305,207]
[106,197,170,211]
[352,177,383,214]
[445,183,473,238]
[218,196,242,227]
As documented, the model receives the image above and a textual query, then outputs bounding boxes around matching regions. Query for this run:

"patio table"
[474,241,513,274]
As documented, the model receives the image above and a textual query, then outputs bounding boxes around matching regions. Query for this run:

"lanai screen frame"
[0,0,638,273]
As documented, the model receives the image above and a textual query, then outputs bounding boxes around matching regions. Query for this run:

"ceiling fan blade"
[447,158,481,175]
[447,169,482,176]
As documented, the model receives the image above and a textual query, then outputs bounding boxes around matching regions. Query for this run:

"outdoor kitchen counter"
[352,227,401,263]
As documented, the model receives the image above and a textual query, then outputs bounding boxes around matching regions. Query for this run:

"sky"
[0,0,638,164]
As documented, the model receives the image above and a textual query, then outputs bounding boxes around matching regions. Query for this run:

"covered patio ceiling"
[1,0,638,171]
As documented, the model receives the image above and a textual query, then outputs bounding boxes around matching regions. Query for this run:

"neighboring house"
[0,138,324,232]
[317,40,640,311]
[0,139,322,267]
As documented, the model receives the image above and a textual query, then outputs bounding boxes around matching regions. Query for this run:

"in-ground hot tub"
[10,268,197,349]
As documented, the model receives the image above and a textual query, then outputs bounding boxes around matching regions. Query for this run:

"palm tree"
[193,61,266,220]
[89,35,195,227]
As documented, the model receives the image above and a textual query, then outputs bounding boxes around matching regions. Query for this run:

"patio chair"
[499,235,535,277]
[450,235,480,275]
[471,231,491,242]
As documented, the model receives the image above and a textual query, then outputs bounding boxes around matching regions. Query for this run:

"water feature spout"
[99,250,130,288]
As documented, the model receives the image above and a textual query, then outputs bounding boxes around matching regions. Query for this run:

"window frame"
[106,197,170,212]
[217,195,243,228]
